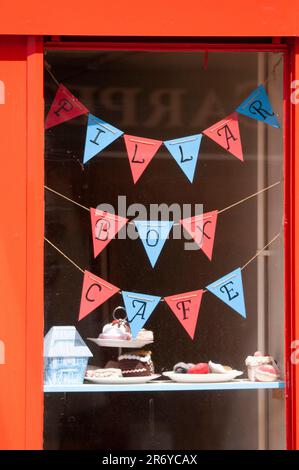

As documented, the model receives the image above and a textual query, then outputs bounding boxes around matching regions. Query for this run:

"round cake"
[99,320,153,343]
[99,319,132,341]
[117,350,154,377]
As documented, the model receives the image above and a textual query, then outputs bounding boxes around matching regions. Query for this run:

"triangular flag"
[124,134,162,183]
[164,134,203,182]
[203,113,243,161]
[134,220,174,268]
[164,289,204,339]
[83,114,124,164]
[122,291,161,338]
[180,210,218,261]
[78,270,119,321]
[45,84,88,129]
[206,267,246,318]
[236,85,280,128]
[90,208,128,258]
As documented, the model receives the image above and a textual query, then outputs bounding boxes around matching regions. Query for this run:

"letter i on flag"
[122,291,161,338]
[45,84,89,129]
[203,113,243,161]
[164,289,204,339]
[180,210,218,261]
[206,267,246,318]
[124,135,163,183]
[90,209,128,258]
[78,271,120,321]
[236,85,280,128]
[83,114,124,164]
[134,220,174,268]
[164,134,203,182]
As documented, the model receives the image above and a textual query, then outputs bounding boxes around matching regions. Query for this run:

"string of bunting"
[45,63,280,184]
[45,233,281,340]
[45,180,281,267]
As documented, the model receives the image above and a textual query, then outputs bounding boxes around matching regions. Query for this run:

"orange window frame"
[0,36,299,450]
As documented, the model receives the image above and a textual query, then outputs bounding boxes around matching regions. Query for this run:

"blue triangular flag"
[83,113,124,164]
[236,85,280,128]
[122,291,161,338]
[134,220,174,268]
[206,267,246,318]
[164,134,203,182]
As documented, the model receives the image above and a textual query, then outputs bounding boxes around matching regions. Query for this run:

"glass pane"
[44,48,285,450]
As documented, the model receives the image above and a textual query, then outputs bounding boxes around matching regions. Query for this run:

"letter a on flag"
[236,85,280,128]
[124,135,162,183]
[203,113,243,161]
[164,134,203,182]
[78,270,120,321]
[122,291,161,338]
[83,114,124,164]
[134,220,174,268]
[206,267,246,318]
[45,84,89,129]
[90,208,128,258]
[164,289,204,339]
[180,210,218,261]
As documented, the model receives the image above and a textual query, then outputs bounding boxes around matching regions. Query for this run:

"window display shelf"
[44,380,285,393]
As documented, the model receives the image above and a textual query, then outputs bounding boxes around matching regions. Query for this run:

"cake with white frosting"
[245,351,279,381]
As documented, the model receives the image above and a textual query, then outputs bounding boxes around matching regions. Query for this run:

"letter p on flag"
[122,291,161,338]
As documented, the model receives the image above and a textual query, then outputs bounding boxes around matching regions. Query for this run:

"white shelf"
[44,380,285,393]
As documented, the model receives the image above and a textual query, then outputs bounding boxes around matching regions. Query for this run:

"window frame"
[39,39,293,448]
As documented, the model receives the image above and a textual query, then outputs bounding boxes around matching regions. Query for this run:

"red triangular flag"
[203,112,243,161]
[164,289,204,339]
[90,208,128,258]
[124,134,162,183]
[78,270,119,321]
[180,210,218,261]
[45,84,89,129]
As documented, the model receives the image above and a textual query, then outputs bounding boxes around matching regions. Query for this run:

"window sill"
[44,380,285,393]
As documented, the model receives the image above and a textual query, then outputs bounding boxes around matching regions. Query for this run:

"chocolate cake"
[117,350,154,377]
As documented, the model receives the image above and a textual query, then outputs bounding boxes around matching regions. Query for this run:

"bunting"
[134,220,174,267]
[164,134,203,182]
[180,210,218,260]
[78,270,120,321]
[203,113,243,161]
[45,82,281,180]
[121,291,161,338]
[90,209,128,258]
[45,233,280,339]
[164,289,204,339]
[124,135,163,183]
[45,84,88,129]
[236,85,280,128]
[206,267,246,318]
[45,182,279,266]
[83,114,124,164]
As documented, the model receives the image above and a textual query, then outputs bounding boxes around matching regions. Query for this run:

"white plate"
[87,337,154,348]
[163,370,243,383]
[85,374,160,385]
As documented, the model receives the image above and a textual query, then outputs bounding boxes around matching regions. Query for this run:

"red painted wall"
[0,36,44,449]
[0,0,298,450]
